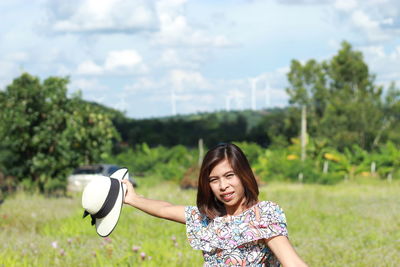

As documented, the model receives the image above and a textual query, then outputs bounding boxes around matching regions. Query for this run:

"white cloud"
[76,60,103,75]
[226,89,246,110]
[70,78,109,92]
[5,52,29,62]
[160,49,181,66]
[124,77,163,93]
[159,49,198,68]
[75,49,146,75]
[69,78,111,104]
[47,0,158,34]
[104,50,142,70]
[357,45,400,88]
[333,0,400,42]
[277,0,332,4]
[176,94,215,113]
[334,0,357,11]
[351,10,386,41]
[0,60,20,88]
[152,1,232,47]
[170,69,209,91]
[112,93,129,112]
[359,45,386,58]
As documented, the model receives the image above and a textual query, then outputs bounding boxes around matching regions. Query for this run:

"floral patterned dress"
[185,201,288,266]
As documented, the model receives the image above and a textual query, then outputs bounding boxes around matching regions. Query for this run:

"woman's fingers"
[121,179,135,204]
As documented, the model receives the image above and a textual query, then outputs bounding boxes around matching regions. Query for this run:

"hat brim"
[95,168,129,237]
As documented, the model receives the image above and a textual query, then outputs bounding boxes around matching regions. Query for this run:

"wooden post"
[323,161,329,174]
[198,138,204,167]
[387,172,392,183]
[301,105,307,161]
[298,172,303,183]
[371,161,376,176]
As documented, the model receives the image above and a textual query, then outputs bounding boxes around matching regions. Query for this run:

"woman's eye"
[226,173,234,178]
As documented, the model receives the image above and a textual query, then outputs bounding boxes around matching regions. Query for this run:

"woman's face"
[208,159,246,215]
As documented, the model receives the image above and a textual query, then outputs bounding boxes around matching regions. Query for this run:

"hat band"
[83,178,120,225]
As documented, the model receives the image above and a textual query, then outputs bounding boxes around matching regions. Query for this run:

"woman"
[123,143,307,266]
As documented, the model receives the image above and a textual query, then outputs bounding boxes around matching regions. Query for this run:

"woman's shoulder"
[185,206,210,225]
[254,200,287,224]
[257,200,284,211]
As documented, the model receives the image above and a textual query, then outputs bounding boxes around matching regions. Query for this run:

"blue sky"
[1,0,399,118]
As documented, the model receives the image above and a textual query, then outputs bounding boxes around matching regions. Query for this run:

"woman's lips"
[221,192,235,201]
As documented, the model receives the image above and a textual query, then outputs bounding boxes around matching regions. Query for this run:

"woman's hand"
[122,179,138,206]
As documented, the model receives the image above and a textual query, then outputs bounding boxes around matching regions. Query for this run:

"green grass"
[0,176,399,266]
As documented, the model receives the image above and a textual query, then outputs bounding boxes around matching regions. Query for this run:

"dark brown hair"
[197,143,259,219]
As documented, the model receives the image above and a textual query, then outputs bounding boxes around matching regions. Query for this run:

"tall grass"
[0,176,399,266]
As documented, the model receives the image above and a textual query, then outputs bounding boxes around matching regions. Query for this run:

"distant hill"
[86,100,293,148]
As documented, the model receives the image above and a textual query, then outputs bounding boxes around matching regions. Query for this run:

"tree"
[286,41,387,151]
[286,59,328,136]
[0,73,119,193]
[375,82,400,146]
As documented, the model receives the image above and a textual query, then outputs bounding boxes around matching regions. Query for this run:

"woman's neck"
[225,197,247,216]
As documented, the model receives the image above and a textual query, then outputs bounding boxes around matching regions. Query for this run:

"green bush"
[233,141,263,166]
[106,143,198,180]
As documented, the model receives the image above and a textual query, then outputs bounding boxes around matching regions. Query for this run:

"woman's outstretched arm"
[121,179,186,224]
[266,236,308,267]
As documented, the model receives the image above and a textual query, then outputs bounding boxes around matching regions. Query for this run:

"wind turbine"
[171,88,177,116]
[249,77,258,110]
[265,81,271,108]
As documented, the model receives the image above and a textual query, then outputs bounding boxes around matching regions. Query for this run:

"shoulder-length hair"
[197,143,259,219]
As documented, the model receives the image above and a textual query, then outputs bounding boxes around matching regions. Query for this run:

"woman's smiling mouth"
[221,192,235,201]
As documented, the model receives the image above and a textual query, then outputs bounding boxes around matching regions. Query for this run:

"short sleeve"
[251,201,288,240]
[185,206,214,251]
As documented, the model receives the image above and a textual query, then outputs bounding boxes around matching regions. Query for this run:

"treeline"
[0,41,399,194]
[111,108,295,149]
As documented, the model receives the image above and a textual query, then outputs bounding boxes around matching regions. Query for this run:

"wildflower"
[104,237,112,243]
[132,245,140,253]
[92,251,97,257]
[51,241,58,249]
[67,238,73,244]
[148,256,152,260]
[171,236,176,242]
[287,154,298,160]
[59,249,65,256]
[140,252,146,260]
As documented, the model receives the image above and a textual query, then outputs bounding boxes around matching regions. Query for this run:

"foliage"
[286,41,399,151]
[104,143,198,182]
[252,137,399,184]
[233,141,263,166]
[0,73,119,193]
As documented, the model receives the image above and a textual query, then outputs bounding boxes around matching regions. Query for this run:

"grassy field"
[0,177,399,266]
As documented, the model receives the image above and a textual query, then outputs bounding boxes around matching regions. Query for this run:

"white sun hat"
[82,168,129,237]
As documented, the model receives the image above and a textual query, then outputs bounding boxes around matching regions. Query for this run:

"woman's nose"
[219,178,229,190]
